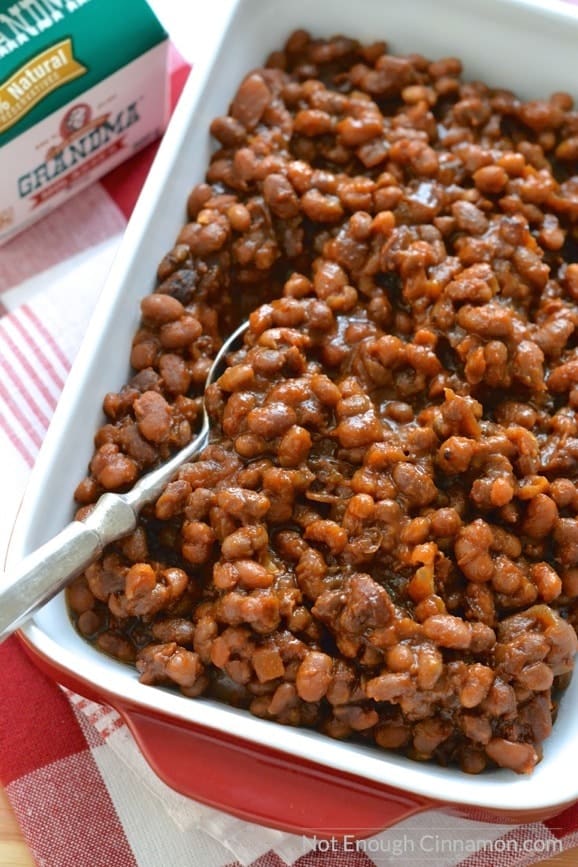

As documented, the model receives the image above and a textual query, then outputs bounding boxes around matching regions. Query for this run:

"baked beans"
[68,30,578,775]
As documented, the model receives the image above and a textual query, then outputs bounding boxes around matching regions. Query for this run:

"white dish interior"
[8,0,578,814]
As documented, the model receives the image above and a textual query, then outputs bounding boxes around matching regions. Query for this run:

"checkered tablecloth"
[2,2,578,865]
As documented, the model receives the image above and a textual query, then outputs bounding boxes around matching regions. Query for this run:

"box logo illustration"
[18,99,140,205]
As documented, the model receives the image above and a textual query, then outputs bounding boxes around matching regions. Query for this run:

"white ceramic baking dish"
[7,0,578,834]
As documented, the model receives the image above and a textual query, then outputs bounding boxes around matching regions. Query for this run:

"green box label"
[0,0,166,146]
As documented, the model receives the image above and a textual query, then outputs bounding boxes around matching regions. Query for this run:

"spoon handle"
[0,420,211,644]
[0,493,136,643]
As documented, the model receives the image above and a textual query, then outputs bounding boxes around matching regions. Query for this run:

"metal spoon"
[0,320,249,643]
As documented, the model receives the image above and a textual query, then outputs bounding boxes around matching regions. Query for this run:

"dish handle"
[119,702,434,838]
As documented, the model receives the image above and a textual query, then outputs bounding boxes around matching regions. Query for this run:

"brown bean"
[295,651,333,701]
[366,672,412,701]
[67,578,95,614]
[423,614,472,649]
[134,391,171,443]
[473,164,508,194]
[90,444,138,490]
[485,738,538,773]
[221,525,268,559]
[337,115,383,146]
[140,293,185,324]
[247,402,297,439]
[301,189,344,222]
[522,494,558,539]
[231,73,271,128]
[263,173,300,219]
[159,354,192,396]
[460,664,494,708]
[182,521,215,565]
[228,203,252,232]
[294,109,333,136]
[392,462,437,506]
[278,425,312,466]
[304,520,348,553]
[159,315,202,350]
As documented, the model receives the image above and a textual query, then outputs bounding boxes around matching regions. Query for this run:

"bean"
[423,615,472,649]
[140,293,184,324]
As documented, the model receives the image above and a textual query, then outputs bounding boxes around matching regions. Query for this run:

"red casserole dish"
[7,0,578,835]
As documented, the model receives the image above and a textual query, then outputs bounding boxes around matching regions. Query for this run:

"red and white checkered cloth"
[2,4,578,866]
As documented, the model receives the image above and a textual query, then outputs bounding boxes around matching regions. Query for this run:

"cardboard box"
[0,0,169,244]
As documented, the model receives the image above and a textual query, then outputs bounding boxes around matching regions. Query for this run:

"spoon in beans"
[0,320,249,643]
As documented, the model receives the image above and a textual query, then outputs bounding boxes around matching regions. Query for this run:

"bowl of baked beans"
[9,0,578,834]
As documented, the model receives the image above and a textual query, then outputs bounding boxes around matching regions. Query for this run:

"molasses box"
[0,0,169,244]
